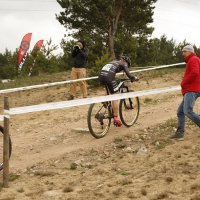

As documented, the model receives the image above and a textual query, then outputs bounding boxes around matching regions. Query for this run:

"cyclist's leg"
[108,80,122,126]
[99,75,122,126]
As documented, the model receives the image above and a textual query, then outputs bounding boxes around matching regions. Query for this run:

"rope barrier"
[0,85,180,117]
[0,62,184,94]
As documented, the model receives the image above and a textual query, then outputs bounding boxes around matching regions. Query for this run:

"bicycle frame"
[103,79,132,116]
[87,78,140,138]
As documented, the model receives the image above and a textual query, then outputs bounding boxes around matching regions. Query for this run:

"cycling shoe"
[113,116,122,127]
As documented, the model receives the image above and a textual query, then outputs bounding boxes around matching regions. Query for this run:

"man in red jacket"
[172,44,200,139]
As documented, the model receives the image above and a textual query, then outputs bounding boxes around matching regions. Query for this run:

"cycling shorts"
[99,74,119,94]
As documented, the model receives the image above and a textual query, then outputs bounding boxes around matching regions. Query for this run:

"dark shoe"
[170,131,184,140]
[68,95,74,100]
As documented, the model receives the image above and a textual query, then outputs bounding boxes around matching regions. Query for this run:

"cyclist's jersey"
[99,61,134,80]
[99,60,134,94]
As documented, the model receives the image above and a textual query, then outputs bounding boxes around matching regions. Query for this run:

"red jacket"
[181,53,200,95]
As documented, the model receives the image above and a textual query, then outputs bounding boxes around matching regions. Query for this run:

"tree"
[0,50,18,79]
[56,0,157,58]
[41,38,58,59]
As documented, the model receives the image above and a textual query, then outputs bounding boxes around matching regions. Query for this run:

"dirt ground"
[0,69,200,200]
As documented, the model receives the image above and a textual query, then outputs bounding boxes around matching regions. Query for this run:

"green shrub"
[88,52,112,86]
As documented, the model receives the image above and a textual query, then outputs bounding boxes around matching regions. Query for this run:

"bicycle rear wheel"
[87,102,111,139]
[0,125,12,171]
[119,97,140,127]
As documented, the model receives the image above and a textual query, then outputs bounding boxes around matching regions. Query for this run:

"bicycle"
[0,125,12,171]
[87,78,140,139]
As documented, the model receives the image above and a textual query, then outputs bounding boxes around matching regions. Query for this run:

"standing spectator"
[171,44,200,139]
[68,40,89,100]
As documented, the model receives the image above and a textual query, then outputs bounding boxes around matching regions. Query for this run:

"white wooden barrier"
[1,85,181,117]
[0,62,184,94]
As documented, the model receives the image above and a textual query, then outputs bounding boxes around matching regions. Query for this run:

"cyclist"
[98,55,139,126]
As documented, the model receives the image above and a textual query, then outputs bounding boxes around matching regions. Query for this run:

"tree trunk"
[108,30,115,59]
[107,0,123,59]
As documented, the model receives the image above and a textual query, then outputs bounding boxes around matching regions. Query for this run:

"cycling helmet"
[121,55,131,67]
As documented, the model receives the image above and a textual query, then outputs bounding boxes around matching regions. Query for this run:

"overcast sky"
[0,0,200,55]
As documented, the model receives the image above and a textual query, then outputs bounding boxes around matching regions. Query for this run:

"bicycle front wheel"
[87,102,111,139]
[0,125,12,171]
[119,97,140,127]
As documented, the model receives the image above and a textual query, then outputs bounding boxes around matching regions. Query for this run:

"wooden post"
[3,96,10,188]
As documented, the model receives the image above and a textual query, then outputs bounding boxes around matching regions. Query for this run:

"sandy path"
[8,92,181,171]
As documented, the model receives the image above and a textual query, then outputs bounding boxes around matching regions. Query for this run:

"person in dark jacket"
[68,40,89,100]
[99,55,139,126]
[171,44,200,139]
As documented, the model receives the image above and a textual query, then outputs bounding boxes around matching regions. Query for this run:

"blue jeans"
[177,92,200,133]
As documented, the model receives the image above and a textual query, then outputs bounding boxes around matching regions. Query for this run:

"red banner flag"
[28,39,44,76]
[18,33,32,71]
[30,39,43,57]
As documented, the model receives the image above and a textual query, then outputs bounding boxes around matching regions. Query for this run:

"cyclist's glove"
[131,76,139,82]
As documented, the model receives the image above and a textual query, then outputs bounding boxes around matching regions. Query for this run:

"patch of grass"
[154,139,173,150]
[141,188,147,196]
[45,181,55,185]
[63,186,73,193]
[33,171,55,177]
[9,173,20,182]
[113,137,123,143]
[144,98,153,104]
[70,162,78,170]
[165,176,173,183]
[17,187,24,193]
[190,183,200,191]
[112,188,122,196]
[127,191,136,199]
[120,178,132,185]
[143,98,158,105]
[0,71,70,90]
[116,142,127,149]
[156,192,169,199]
[113,137,127,149]
[89,148,98,155]
[120,171,130,176]
[159,118,177,130]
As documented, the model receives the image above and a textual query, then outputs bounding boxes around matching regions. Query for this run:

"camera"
[74,45,80,50]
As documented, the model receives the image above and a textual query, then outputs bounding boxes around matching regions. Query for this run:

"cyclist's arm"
[123,65,136,80]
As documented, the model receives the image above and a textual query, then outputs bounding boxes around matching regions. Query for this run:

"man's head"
[182,45,194,59]
[120,55,131,67]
